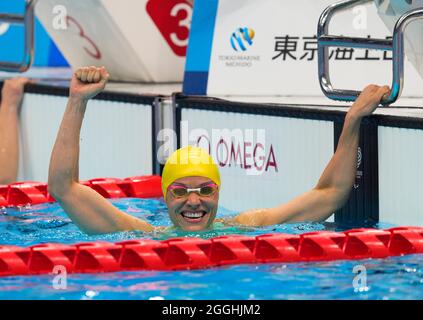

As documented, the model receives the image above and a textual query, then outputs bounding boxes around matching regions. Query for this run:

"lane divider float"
[0,176,422,275]
[0,175,163,207]
[0,227,422,276]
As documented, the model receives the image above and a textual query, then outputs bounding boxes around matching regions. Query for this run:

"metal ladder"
[0,0,37,72]
[317,0,423,104]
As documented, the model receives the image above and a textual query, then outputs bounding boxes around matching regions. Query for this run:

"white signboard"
[184,0,423,97]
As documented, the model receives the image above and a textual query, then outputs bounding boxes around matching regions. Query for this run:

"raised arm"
[235,85,390,226]
[0,78,30,184]
[48,66,154,234]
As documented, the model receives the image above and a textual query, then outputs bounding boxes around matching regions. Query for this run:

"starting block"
[35,0,192,82]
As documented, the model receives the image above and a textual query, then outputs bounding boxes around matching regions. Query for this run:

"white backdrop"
[205,0,423,96]
[18,93,153,182]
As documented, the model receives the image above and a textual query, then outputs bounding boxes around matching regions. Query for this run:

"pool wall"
[9,83,423,227]
[16,85,155,182]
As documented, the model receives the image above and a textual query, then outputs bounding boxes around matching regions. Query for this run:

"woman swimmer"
[0,77,31,184]
[48,66,390,234]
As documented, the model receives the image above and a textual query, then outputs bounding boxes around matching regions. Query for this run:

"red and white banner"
[36,0,192,82]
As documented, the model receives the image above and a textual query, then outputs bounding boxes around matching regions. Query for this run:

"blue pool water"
[0,198,422,300]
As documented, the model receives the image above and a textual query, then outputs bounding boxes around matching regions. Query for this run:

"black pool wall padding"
[23,82,160,105]
[334,119,379,226]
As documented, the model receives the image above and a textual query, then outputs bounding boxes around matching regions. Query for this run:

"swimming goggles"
[168,183,218,198]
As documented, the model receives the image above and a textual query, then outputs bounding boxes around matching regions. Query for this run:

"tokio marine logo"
[219,27,259,67]
[230,27,255,52]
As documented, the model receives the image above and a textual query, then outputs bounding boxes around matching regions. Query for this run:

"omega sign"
[195,135,278,174]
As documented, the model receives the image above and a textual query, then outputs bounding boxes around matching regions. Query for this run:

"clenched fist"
[349,85,390,119]
[70,66,110,101]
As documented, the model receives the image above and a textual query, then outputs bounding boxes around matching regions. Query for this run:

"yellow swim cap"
[161,146,221,199]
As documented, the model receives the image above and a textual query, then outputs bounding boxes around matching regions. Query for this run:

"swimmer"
[0,77,31,184]
[48,66,390,234]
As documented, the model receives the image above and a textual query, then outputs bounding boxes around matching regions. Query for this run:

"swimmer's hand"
[349,84,390,118]
[70,66,110,101]
[1,77,32,108]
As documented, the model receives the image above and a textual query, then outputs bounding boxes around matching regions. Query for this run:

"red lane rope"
[1,176,422,275]
[0,175,163,207]
[0,227,422,276]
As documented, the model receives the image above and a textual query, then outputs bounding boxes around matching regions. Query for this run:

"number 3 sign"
[146,0,192,57]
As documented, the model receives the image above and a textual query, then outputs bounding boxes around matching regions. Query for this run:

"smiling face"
[165,176,219,231]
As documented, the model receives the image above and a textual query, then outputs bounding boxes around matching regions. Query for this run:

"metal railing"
[317,0,423,105]
[0,0,37,72]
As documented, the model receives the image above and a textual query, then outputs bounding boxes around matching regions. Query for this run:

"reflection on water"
[0,198,337,246]
[0,254,421,300]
